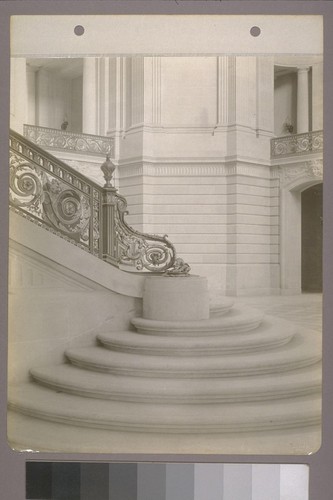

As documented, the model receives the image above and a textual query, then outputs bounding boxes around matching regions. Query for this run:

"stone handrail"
[9,129,177,273]
[23,124,113,156]
[271,130,323,159]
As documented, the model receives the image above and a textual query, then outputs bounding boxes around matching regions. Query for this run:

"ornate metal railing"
[271,130,323,159]
[9,130,178,273]
[23,124,113,157]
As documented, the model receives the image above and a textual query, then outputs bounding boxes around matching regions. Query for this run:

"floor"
[8,292,323,456]
[236,293,322,334]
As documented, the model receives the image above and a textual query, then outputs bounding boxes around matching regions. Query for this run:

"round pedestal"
[143,275,210,321]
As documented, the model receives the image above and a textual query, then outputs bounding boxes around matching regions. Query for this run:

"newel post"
[100,155,118,265]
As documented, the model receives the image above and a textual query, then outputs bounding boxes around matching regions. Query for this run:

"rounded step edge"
[209,297,235,317]
[8,383,322,434]
[7,409,322,455]
[96,317,296,356]
[64,331,321,379]
[29,362,322,405]
[131,307,264,336]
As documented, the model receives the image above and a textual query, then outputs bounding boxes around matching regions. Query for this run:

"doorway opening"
[301,183,323,292]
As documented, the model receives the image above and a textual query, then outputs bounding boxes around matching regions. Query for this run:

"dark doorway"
[301,183,323,292]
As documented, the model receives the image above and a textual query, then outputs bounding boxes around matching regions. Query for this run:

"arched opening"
[301,183,323,292]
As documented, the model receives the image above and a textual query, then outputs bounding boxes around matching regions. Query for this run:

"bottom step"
[9,383,321,434]
[8,410,321,455]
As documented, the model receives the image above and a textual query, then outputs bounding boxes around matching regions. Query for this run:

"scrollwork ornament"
[9,154,44,215]
[24,125,113,156]
[114,204,176,272]
[42,177,91,242]
[165,258,191,276]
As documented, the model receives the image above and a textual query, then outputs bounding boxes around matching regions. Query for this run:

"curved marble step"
[30,362,321,404]
[209,297,234,317]
[8,383,321,433]
[97,317,296,356]
[132,307,264,336]
[65,330,320,378]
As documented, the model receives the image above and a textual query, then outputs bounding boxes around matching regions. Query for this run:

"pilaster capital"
[297,66,310,74]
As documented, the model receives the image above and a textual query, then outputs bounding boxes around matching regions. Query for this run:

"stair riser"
[134,321,263,336]
[30,376,321,404]
[8,403,321,434]
[67,356,321,378]
[97,338,292,356]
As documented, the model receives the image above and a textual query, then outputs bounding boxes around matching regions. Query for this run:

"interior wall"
[71,75,83,133]
[161,57,217,126]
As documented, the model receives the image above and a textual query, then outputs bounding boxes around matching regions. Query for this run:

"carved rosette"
[42,178,91,243]
[10,150,92,244]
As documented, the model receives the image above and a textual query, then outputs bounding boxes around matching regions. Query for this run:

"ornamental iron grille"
[9,130,177,273]
[271,130,323,159]
[23,124,113,157]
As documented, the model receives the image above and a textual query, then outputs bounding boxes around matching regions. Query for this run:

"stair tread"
[30,362,321,402]
[131,306,264,335]
[9,383,321,432]
[65,330,321,377]
[97,317,296,354]
[7,410,321,454]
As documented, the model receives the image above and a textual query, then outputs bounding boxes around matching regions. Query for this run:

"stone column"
[297,67,310,133]
[82,57,97,134]
[312,62,323,131]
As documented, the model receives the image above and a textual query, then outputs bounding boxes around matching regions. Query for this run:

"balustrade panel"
[271,130,323,158]
[10,132,103,255]
[24,124,113,156]
[9,130,178,273]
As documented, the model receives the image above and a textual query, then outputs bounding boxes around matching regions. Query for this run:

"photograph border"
[1,2,332,499]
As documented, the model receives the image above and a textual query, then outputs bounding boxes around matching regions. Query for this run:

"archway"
[301,183,323,292]
[279,160,323,294]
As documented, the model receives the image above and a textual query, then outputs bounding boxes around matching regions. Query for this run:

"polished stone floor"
[236,293,322,333]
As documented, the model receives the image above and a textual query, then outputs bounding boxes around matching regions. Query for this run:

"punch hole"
[74,25,85,36]
[250,26,261,37]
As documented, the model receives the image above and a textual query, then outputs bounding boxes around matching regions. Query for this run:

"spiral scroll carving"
[114,204,176,272]
[42,179,91,242]
[271,130,323,158]
[9,154,44,215]
[10,130,185,274]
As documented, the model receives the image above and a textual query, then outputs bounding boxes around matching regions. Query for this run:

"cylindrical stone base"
[143,276,210,321]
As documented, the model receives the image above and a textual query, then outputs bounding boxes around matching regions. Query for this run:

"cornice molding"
[118,161,277,180]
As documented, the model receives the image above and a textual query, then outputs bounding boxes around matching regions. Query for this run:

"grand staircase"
[7,130,322,454]
[8,279,321,454]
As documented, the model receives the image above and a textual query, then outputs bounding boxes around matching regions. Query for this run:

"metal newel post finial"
[101,154,116,188]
